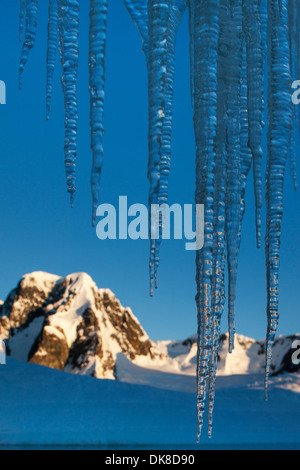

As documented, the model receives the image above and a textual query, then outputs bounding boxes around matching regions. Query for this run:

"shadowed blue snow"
[1,358,300,449]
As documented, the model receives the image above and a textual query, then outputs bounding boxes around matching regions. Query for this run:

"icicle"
[207,15,253,442]
[189,0,220,442]
[240,50,253,187]
[238,48,253,294]
[188,0,194,109]
[265,0,292,399]
[296,2,300,190]
[46,0,59,120]
[288,128,297,191]
[58,0,80,207]
[19,0,25,43]
[19,0,39,90]
[207,14,227,434]
[261,0,268,61]
[288,0,298,191]
[243,0,264,248]
[261,0,268,132]
[153,0,188,290]
[289,131,298,191]
[89,0,108,227]
[224,0,243,354]
[207,255,225,439]
[206,0,228,439]
[148,0,187,295]
[147,0,172,294]
[115,1,188,293]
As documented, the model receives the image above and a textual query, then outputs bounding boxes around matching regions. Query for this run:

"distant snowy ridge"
[162,332,300,378]
[0,271,299,386]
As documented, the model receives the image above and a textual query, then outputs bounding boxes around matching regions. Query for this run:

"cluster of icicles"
[18,0,299,441]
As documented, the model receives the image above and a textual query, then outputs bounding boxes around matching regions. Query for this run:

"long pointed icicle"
[124,0,187,295]
[240,46,253,188]
[237,48,253,289]
[147,0,171,191]
[207,44,253,440]
[46,0,59,120]
[261,0,268,60]
[153,0,188,289]
[296,2,300,174]
[224,0,243,354]
[244,0,264,248]
[288,0,298,191]
[58,0,80,206]
[189,0,220,442]
[19,0,39,90]
[19,0,25,43]
[89,0,108,227]
[148,0,173,296]
[207,1,227,435]
[265,0,292,399]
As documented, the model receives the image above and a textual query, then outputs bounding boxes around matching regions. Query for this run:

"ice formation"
[17,0,298,440]
[124,0,188,295]
[19,0,38,90]
[46,0,58,121]
[89,0,108,226]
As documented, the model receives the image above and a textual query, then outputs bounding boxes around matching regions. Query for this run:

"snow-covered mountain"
[0,271,299,386]
[0,272,164,379]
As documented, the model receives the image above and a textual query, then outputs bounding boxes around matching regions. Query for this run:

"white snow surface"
[0,358,299,448]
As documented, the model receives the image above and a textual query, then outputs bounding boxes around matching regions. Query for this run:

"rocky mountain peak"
[0,271,299,386]
[0,271,163,379]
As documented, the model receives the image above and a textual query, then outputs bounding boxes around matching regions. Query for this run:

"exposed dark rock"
[29,325,69,370]
[68,307,104,372]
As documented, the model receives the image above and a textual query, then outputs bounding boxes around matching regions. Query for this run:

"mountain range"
[0,271,299,390]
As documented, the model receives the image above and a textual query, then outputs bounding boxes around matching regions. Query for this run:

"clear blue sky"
[0,0,299,341]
